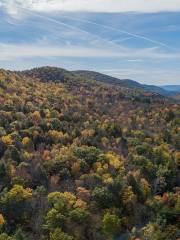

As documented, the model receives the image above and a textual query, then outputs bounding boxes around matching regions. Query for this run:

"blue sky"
[0,0,180,85]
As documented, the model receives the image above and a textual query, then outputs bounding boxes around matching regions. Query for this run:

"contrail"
[3,4,131,51]
[2,3,173,51]
[57,14,173,50]
[110,37,133,43]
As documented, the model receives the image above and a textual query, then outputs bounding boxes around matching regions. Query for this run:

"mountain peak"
[20,66,75,83]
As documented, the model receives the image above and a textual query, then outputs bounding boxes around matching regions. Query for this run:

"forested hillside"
[0,67,179,240]
[73,70,176,96]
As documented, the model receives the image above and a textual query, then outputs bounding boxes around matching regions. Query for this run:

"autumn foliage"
[0,67,179,240]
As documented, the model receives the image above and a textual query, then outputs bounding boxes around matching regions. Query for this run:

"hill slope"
[73,70,175,96]
[0,67,179,240]
[22,67,176,97]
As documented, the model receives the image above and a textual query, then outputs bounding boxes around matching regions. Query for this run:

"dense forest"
[0,67,179,240]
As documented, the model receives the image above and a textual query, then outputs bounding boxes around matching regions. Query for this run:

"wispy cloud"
[1,0,180,13]
[0,1,175,50]
[0,42,180,60]
[0,43,120,60]
[127,59,143,62]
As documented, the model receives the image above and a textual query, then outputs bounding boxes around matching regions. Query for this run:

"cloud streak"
[1,0,180,13]
[0,43,125,60]
[0,42,180,60]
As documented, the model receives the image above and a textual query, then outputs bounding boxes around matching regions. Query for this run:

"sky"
[0,0,180,85]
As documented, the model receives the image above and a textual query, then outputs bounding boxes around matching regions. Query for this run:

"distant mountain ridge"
[160,85,180,92]
[73,70,178,97]
[19,66,178,97]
